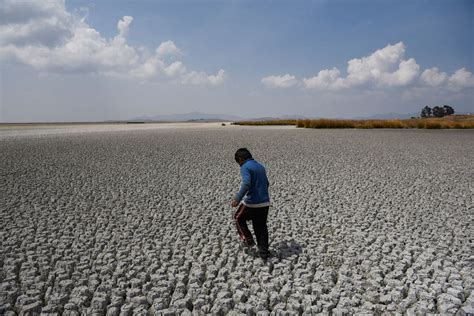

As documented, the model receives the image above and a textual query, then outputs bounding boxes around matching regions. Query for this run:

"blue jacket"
[235,158,270,207]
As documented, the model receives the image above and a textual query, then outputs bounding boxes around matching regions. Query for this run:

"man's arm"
[234,166,251,203]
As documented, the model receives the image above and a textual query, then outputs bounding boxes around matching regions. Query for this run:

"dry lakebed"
[1,123,473,315]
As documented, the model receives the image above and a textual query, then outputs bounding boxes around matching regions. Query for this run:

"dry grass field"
[234,114,474,129]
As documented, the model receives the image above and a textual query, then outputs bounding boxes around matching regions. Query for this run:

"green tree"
[443,105,455,115]
[421,106,432,118]
[432,106,446,118]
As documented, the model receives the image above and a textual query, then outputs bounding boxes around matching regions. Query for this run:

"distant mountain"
[132,112,243,122]
[281,115,309,119]
[244,115,308,121]
[130,112,310,122]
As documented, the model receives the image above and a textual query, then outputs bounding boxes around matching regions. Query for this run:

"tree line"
[421,105,454,118]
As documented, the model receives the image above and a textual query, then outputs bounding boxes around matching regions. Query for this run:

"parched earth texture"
[1,125,473,315]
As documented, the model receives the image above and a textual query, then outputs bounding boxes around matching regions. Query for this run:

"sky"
[0,0,473,122]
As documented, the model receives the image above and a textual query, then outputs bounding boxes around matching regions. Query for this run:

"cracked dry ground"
[1,127,473,315]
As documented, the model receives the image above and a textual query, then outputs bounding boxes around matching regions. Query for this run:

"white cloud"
[0,0,74,47]
[129,56,162,80]
[448,68,474,91]
[261,74,298,88]
[420,67,448,86]
[207,69,226,86]
[0,0,225,86]
[420,67,474,92]
[266,42,471,93]
[156,40,181,57]
[0,0,68,24]
[286,42,420,90]
[303,68,344,90]
[164,61,186,77]
[345,42,408,87]
[377,58,420,87]
[117,15,133,38]
[182,69,226,86]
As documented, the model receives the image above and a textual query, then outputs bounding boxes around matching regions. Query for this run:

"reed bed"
[235,116,474,129]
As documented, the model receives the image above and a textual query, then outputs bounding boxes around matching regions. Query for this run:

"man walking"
[231,148,271,260]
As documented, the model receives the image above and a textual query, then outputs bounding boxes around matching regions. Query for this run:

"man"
[231,148,271,260]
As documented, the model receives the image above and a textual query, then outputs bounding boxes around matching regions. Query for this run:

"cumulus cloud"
[378,58,420,87]
[303,68,344,90]
[164,61,186,77]
[207,69,226,86]
[447,68,474,91]
[0,0,73,47]
[261,74,298,88]
[420,67,448,87]
[157,40,182,57]
[183,69,226,86]
[420,67,474,91]
[117,15,133,38]
[344,42,408,87]
[267,42,472,93]
[302,42,420,90]
[0,0,225,85]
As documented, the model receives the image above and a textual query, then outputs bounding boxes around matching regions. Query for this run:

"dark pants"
[234,204,270,255]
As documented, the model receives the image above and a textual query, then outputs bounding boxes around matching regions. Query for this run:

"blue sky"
[1,0,473,122]
[71,0,472,78]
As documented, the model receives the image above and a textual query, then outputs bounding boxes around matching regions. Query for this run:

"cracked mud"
[1,125,473,315]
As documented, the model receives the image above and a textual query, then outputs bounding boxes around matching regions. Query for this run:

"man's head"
[235,148,252,166]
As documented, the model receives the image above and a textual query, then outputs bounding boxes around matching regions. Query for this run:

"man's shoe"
[245,246,258,257]
[259,250,271,261]
[239,240,256,256]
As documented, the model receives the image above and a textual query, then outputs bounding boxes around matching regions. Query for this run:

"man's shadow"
[273,239,303,260]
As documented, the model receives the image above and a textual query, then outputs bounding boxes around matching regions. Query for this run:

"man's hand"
[231,199,239,207]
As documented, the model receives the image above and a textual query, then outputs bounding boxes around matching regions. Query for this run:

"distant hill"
[129,112,310,122]
[240,115,308,121]
[132,112,243,122]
